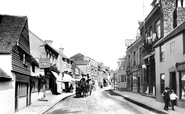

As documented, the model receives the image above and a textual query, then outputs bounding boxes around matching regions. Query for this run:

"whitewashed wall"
[0,55,15,114]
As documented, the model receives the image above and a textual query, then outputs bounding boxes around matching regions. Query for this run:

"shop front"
[15,73,30,111]
[176,61,185,108]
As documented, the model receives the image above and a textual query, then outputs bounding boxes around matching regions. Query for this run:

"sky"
[1,0,153,70]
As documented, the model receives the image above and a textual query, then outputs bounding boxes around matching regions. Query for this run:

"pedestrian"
[170,89,179,111]
[162,87,170,111]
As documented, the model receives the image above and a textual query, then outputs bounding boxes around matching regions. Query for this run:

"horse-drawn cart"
[75,78,92,98]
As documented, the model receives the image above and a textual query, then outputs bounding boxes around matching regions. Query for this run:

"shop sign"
[176,62,185,71]
[39,58,51,68]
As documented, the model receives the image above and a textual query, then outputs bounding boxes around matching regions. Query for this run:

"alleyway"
[44,88,158,114]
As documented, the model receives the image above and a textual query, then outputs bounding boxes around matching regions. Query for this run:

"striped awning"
[0,68,12,81]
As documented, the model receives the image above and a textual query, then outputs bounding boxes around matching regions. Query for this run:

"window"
[139,47,142,64]
[133,51,136,65]
[32,65,35,73]
[170,41,175,53]
[149,26,153,43]
[160,44,165,62]
[177,0,185,7]
[145,31,148,44]
[156,19,161,39]
[180,71,185,100]
[160,74,165,93]
[121,75,126,82]
[128,55,131,67]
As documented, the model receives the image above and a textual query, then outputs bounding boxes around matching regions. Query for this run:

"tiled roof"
[74,60,89,65]
[77,66,87,75]
[70,53,84,59]
[0,68,12,81]
[0,14,27,53]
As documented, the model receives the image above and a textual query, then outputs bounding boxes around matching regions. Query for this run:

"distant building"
[117,56,127,91]
[126,37,142,93]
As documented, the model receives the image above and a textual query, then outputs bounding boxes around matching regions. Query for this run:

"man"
[162,87,170,111]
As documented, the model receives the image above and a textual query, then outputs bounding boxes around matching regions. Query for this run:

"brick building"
[138,0,185,97]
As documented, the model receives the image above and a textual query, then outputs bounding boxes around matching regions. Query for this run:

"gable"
[0,15,27,53]
[70,53,84,60]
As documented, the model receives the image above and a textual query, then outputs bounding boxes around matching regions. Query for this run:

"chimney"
[59,47,64,54]
[44,40,53,46]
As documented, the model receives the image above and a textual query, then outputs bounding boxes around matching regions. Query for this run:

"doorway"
[170,72,177,105]
[137,76,140,93]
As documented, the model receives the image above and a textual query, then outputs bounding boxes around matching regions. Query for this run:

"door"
[170,72,176,105]
[138,76,140,93]
[15,82,18,111]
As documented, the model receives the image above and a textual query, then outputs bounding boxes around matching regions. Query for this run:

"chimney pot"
[59,47,64,54]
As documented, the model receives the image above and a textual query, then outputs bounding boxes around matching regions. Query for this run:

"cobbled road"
[45,88,158,114]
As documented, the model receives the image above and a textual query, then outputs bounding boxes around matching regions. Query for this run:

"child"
[162,87,170,111]
[170,89,179,111]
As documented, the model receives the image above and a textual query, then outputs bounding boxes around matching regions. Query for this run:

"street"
[44,88,158,114]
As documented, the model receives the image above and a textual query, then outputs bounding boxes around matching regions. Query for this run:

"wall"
[155,33,185,104]
[29,31,45,61]
[0,55,15,114]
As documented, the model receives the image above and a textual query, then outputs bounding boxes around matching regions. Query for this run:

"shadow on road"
[50,109,81,114]
[105,89,167,114]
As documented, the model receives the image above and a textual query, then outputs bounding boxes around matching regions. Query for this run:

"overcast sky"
[1,0,153,70]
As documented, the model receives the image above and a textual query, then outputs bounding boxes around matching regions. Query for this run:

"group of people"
[162,87,178,111]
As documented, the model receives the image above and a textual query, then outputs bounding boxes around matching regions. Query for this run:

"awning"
[63,74,74,82]
[51,71,62,82]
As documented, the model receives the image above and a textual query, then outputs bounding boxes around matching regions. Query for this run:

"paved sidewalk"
[16,92,75,114]
[113,90,185,114]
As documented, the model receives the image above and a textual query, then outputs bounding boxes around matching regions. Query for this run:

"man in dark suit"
[162,87,170,111]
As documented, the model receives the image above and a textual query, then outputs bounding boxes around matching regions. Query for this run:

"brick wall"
[161,0,185,36]
[177,7,185,26]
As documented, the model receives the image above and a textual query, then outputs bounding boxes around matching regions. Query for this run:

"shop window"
[180,71,185,100]
[160,74,165,93]
[18,83,28,97]
[160,44,165,62]
[31,79,38,93]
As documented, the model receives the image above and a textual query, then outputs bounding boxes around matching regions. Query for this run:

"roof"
[74,60,89,65]
[153,20,185,48]
[77,66,87,75]
[0,14,27,54]
[0,68,12,81]
[56,49,68,58]
[70,53,84,59]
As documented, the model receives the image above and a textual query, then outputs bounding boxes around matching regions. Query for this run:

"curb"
[109,90,168,114]
[42,93,75,114]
